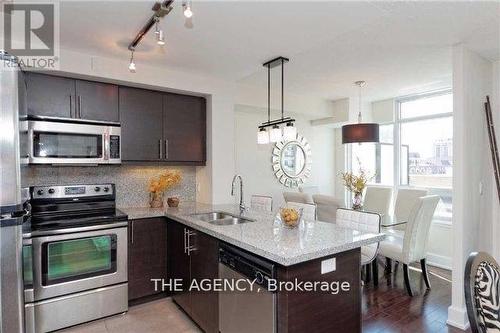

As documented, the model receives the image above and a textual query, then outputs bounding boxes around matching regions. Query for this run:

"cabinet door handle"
[164,139,168,159]
[130,221,134,244]
[187,230,196,255]
[183,228,188,254]
[77,96,82,118]
[69,95,73,118]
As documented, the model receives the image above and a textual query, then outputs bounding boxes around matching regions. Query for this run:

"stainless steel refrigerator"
[0,51,29,333]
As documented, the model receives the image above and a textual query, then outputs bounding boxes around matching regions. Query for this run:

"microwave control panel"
[109,135,120,159]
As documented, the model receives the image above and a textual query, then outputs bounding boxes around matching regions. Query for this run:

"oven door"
[28,121,108,164]
[31,226,127,301]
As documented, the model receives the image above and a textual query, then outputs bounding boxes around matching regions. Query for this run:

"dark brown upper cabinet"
[25,72,119,122]
[26,72,74,119]
[119,88,206,165]
[119,87,164,161]
[163,93,206,163]
[26,73,206,165]
[75,80,119,122]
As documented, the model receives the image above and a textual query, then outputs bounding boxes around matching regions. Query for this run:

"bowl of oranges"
[278,207,303,228]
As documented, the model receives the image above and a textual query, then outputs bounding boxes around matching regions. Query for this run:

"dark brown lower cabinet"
[167,219,219,333]
[128,218,168,302]
[277,248,361,333]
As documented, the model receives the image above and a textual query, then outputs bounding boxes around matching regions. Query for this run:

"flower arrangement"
[340,165,374,210]
[148,170,182,208]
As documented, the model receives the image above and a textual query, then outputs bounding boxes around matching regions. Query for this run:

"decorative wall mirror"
[272,134,312,187]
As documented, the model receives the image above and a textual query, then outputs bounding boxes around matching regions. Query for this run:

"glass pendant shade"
[269,125,282,143]
[283,122,297,141]
[341,123,379,144]
[257,128,269,144]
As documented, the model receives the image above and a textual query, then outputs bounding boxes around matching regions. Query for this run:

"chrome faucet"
[231,174,246,213]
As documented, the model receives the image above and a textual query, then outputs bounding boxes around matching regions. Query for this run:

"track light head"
[183,1,193,18]
[128,51,136,73]
[157,30,165,45]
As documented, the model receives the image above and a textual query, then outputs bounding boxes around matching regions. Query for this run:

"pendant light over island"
[257,56,296,144]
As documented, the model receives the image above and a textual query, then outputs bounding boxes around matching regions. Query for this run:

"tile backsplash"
[23,165,196,207]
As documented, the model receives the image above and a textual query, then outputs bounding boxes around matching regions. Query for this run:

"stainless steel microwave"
[27,120,121,165]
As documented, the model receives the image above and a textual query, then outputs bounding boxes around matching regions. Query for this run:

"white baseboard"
[447,306,470,330]
[427,252,452,270]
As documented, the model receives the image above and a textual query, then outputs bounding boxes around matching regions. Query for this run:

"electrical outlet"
[479,181,483,195]
[321,258,336,274]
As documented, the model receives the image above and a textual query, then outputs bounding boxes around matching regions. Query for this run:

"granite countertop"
[119,202,386,266]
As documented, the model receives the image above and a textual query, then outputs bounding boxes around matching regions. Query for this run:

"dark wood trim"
[402,264,413,297]
[372,260,379,287]
[420,258,431,289]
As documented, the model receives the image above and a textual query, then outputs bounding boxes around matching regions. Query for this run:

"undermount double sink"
[191,211,255,226]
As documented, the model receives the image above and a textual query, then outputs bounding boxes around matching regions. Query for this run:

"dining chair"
[464,251,500,333]
[312,194,343,223]
[286,202,316,221]
[363,186,393,216]
[250,195,273,212]
[378,195,440,296]
[299,185,320,195]
[283,192,314,204]
[393,188,429,222]
[336,208,381,285]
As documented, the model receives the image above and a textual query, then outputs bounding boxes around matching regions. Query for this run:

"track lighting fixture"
[127,0,194,72]
[128,50,136,73]
[183,0,193,18]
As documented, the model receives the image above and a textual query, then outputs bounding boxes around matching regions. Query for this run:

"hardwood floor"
[362,258,470,333]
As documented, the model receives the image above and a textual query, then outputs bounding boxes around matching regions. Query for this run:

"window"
[349,90,453,222]
[399,92,453,221]
[351,124,394,186]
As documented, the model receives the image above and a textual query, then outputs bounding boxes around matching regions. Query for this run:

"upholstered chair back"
[402,195,440,263]
[283,192,314,204]
[250,195,273,212]
[393,188,428,221]
[363,186,393,216]
[336,208,381,265]
[312,194,343,223]
[465,252,500,333]
[286,202,317,221]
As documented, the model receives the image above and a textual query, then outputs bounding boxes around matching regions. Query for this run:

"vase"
[149,192,164,208]
[167,197,180,207]
[352,192,363,210]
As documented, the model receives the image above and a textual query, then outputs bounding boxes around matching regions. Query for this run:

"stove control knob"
[103,187,110,192]
[37,189,44,195]
[94,187,101,192]
[48,188,55,194]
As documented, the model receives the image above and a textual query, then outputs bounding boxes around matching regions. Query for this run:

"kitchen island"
[121,203,385,333]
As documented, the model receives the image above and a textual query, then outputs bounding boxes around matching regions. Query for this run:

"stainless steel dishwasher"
[219,243,276,333]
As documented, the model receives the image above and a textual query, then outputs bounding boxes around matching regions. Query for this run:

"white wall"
[234,105,335,208]
[448,44,494,330]
[492,61,500,263]
[51,48,236,205]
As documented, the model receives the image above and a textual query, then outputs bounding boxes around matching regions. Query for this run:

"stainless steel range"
[23,184,128,333]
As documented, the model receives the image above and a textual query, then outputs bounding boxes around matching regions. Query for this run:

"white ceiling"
[57,1,500,102]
